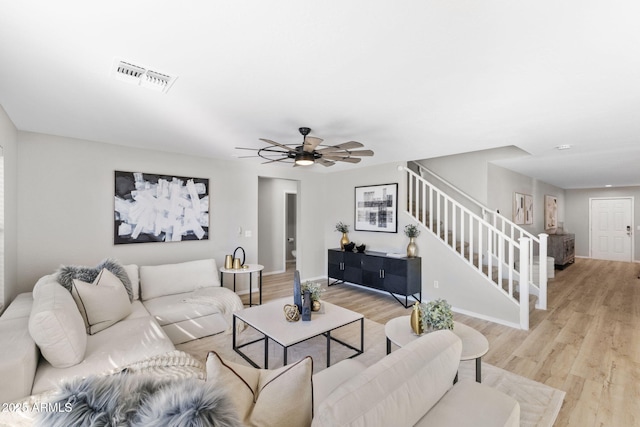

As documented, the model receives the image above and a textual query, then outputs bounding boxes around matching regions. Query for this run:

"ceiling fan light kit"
[237,127,374,167]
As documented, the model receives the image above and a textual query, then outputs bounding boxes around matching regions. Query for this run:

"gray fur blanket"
[36,373,240,427]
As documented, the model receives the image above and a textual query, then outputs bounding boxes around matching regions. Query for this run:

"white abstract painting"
[114,171,209,244]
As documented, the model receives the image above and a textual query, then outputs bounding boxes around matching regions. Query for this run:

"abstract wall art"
[354,183,398,233]
[114,171,209,244]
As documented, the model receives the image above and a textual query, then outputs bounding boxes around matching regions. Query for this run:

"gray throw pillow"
[56,258,134,302]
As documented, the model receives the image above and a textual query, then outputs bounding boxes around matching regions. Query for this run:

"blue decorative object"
[293,270,302,312]
[302,290,312,321]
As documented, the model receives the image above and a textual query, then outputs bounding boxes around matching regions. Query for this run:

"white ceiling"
[1,1,639,189]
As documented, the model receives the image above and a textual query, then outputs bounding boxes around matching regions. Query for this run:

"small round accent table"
[219,264,264,306]
[385,316,489,382]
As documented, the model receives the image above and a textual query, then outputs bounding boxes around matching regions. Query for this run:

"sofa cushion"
[56,258,134,302]
[206,351,313,427]
[312,330,462,427]
[139,259,220,301]
[139,259,221,301]
[71,268,133,335]
[32,315,175,395]
[142,292,222,326]
[28,282,87,369]
[415,379,520,427]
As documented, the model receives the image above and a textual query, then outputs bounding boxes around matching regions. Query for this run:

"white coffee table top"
[234,297,363,347]
[385,316,489,360]
[220,264,264,274]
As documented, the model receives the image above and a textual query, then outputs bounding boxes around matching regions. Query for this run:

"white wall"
[0,105,18,308]
[258,177,298,273]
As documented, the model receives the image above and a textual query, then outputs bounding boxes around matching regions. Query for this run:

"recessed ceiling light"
[605,184,612,187]
[555,144,572,150]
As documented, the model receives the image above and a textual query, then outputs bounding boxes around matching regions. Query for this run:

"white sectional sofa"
[312,330,520,427]
[0,258,243,404]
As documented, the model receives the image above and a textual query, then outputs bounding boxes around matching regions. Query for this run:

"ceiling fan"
[236,127,374,167]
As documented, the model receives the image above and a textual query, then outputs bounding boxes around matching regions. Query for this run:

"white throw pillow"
[28,282,87,368]
[71,268,132,335]
[206,351,313,427]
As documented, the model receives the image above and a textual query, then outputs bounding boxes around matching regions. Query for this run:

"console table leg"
[476,357,482,382]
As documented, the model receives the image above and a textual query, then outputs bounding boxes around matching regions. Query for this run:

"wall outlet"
[434,280,439,288]
[244,230,252,238]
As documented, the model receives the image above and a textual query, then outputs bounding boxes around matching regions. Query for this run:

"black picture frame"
[354,183,398,233]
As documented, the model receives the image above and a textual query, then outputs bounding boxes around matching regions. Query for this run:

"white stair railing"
[404,166,547,330]
[410,163,548,310]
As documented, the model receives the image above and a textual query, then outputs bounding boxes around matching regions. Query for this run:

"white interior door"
[590,198,633,262]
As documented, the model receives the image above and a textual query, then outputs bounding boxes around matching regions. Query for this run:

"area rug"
[178,319,564,427]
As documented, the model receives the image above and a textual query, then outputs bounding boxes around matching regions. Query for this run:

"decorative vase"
[340,232,349,250]
[293,271,302,313]
[302,290,312,321]
[410,302,423,335]
[312,300,321,312]
[407,237,418,258]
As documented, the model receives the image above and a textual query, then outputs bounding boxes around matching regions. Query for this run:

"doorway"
[285,192,297,271]
[590,197,633,262]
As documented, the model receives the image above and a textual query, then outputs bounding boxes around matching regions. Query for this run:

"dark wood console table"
[327,249,421,308]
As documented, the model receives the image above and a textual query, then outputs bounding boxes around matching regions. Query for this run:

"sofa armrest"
[0,317,38,403]
[312,359,366,416]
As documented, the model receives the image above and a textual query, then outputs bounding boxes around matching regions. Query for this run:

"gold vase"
[407,237,418,258]
[340,232,349,250]
[312,300,321,311]
[410,302,423,335]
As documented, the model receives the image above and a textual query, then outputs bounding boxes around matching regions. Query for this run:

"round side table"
[219,264,264,306]
[385,316,489,382]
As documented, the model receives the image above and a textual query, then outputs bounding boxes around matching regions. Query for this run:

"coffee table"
[233,297,364,369]
[385,316,489,382]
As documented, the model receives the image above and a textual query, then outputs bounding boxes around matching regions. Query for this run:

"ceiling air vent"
[111,59,177,94]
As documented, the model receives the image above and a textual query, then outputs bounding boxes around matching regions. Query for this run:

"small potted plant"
[302,281,325,311]
[404,224,420,257]
[420,298,454,332]
[335,221,350,250]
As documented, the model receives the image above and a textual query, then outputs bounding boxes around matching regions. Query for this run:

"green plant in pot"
[335,221,350,250]
[404,224,420,257]
[302,281,325,311]
[419,298,454,332]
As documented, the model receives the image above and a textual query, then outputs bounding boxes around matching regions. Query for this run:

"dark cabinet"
[547,233,575,268]
[328,249,421,307]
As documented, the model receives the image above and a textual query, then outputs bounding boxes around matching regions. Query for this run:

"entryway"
[590,197,633,262]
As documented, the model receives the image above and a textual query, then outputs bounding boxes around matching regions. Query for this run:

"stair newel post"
[519,237,530,330]
[538,233,548,310]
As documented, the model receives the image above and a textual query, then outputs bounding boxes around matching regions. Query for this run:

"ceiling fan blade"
[259,138,296,152]
[316,141,364,153]
[316,158,335,167]
[303,136,323,152]
[335,157,362,163]
[346,150,374,157]
[235,147,259,151]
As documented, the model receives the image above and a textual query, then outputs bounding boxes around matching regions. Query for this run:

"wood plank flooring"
[241,258,640,427]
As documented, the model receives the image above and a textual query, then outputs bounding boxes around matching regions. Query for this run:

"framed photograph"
[114,171,209,244]
[545,195,558,232]
[354,183,398,233]
[525,194,533,225]
[513,192,525,225]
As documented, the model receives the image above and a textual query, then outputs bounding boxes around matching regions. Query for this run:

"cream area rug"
[178,318,564,427]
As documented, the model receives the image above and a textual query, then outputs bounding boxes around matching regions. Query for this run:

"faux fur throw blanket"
[182,287,246,334]
[36,373,241,427]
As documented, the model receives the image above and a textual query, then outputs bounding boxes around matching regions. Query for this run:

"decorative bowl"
[344,242,356,252]
[356,244,366,253]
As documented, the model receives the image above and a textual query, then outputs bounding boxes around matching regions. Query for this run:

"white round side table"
[219,264,264,306]
[385,316,489,382]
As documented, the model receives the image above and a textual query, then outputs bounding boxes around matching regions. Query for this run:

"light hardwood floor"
[242,258,640,427]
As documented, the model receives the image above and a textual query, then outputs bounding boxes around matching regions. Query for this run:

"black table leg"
[476,357,482,382]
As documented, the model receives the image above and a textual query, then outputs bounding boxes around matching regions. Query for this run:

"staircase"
[402,163,548,330]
